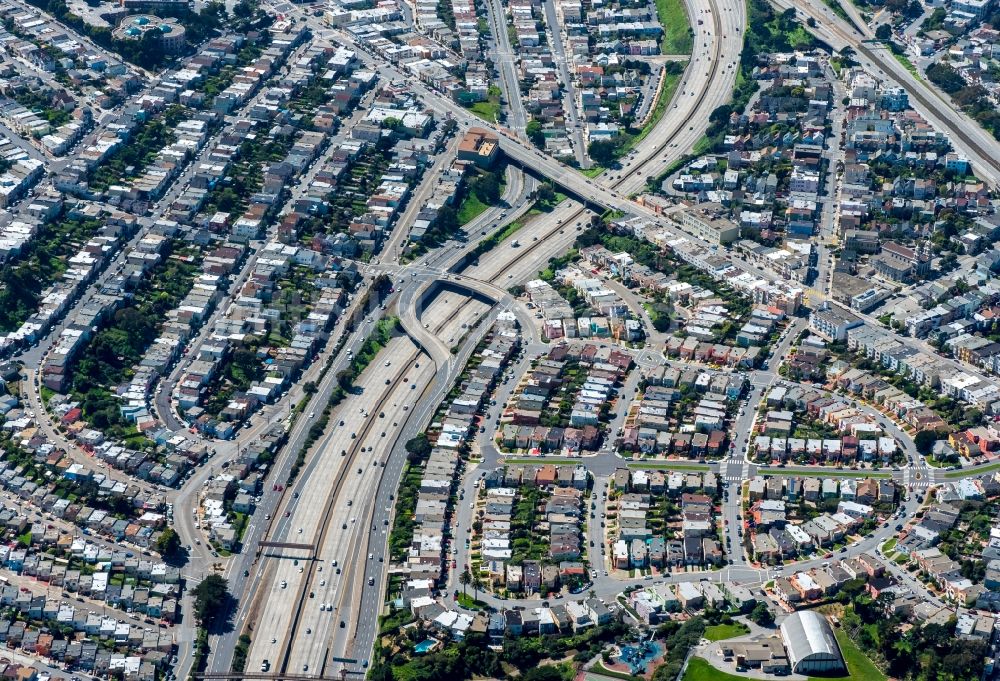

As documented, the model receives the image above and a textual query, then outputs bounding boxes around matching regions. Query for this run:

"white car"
[280,581,287,589]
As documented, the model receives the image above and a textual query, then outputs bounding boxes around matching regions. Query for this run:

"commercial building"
[671,203,740,245]
[457,128,500,168]
[112,15,186,53]
[809,304,863,342]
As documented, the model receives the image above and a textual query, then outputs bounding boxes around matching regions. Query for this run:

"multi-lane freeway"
[212,0,1000,674]
[10,0,1000,675]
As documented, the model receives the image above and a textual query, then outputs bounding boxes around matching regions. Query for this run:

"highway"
[242,286,495,675]
[13,0,999,674]
[772,0,1000,188]
[198,283,390,679]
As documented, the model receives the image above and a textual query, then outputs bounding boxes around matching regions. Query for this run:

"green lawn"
[889,47,921,80]
[881,537,897,553]
[654,0,693,54]
[469,100,501,123]
[761,468,890,478]
[627,462,709,471]
[944,463,994,478]
[457,192,490,225]
[502,457,582,465]
[684,629,886,681]
[456,593,488,609]
[683,658,742,681]
[823,0,852,22]
[590,664,644,681]
[581,166,604,178]
[691,135,712,155]
[812,629,886,681]
[924,456,951,468]
[703,623,750,641]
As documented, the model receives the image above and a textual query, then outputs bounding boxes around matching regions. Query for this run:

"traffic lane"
[297,355,435,673]
[244,352,406,673]
[345,309,500,668]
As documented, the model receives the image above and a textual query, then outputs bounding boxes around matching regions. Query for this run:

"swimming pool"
[414,639,437,654]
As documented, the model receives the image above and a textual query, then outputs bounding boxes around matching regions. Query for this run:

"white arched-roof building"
[779,611,846,675]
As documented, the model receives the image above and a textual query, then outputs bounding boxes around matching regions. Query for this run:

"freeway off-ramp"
[178,0,1000,675]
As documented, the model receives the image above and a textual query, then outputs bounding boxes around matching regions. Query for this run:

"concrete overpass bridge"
[495,136,630,213]
[385,265,534,367]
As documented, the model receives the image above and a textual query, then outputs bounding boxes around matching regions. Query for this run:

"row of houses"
[481,484,584,590]
[0,87,87,153]
[501,342,631,452]
[629,580,755,624]
[770,553,886,605]
[754,508,866,561]
[894,494,995,607]
[406,326,520,584]
[40,230,169,393]
[747,475,895,505]
[611,491,724,569]
[0,452,170,547]
[116,243,240,436]
[402,592,614,641]
[747,476,896,561]
[176,242,347,432]
[0,608,171,679]
[621,386,730,457]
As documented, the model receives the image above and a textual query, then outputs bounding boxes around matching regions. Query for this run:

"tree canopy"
[193,574,231,627]
[156,528,182,558]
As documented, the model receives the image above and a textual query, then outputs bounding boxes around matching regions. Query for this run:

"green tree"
[709,104,733,125]
[875,23,892,40]
[749,601,774,626]
[459,567,471,599]
[156,527,181,557]
[927,63,967,94]
[588,139,619,166]
[522,667,564,681]
[405,433,432,462]
[233,0,253,17]
[471,171,501,204]
[434,204,459,235]
[525,118,545,148]
[192,574,230,627]
[914,429,939,456]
